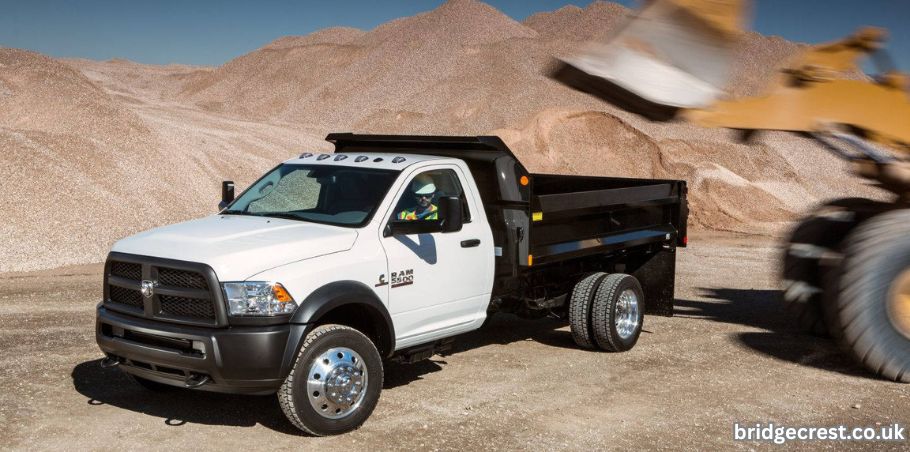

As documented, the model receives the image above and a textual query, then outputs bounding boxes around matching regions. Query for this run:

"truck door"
[379,166,493,349]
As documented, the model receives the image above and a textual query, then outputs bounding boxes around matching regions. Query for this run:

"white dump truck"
[96,134,688,435]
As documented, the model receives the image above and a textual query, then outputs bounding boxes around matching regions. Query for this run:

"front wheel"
[834,210,910,382]
[278,324,384,435]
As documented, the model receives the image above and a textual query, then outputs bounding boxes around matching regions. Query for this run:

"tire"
[820,259,846,342]
[129,374,175,392]
[833,210,910,383]
[781,198,883,335]
[591,274,645,352]
[278,324,384,435]
[569,272,608,349]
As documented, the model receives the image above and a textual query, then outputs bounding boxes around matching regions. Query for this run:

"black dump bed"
[327,133,688,299]
[530,174,687,265]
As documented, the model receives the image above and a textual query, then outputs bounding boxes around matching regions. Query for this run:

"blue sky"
[1,0,907,70]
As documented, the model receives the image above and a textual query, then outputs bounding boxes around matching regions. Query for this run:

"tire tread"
[836,210,910,383]
[569,273,607,349]
[592,274,644,352]
[278,324,383,435]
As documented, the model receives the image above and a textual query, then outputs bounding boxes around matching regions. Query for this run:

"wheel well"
[312,303,393,357]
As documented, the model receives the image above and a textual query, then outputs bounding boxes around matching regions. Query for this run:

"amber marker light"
[520,175,529,186]
[272,283,294,303]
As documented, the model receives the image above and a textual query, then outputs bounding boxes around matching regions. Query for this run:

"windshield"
[223,164,400,227]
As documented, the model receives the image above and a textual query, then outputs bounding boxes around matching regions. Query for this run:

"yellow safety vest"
[398,204,438,220]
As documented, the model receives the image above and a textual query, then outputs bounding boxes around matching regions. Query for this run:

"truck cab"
[96,134,687,435]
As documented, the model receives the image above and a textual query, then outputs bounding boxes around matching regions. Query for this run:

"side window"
[391,169,471,223]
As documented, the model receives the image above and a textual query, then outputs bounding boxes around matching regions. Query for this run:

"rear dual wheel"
[569,272,644,352]
[592,274,645,352]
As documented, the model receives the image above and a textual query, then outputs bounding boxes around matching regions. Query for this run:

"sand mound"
[172,0,802,133]
[2,1,885,272]
[368,0,537,46]
[177,0,541,125]
[495,109,659,178]
[0,48,323,272]
[495,108,880,234]
[264,27,366,50]
[64,57,209,102]
[0,48,146,137]
[525,1,629,42]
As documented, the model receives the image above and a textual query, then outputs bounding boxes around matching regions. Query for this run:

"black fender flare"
[280,281,396,376]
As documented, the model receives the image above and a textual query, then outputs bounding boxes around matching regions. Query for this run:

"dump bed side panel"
[528,174,686,266]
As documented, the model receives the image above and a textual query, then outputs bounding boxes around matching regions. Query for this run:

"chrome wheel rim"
[887,269,910,340]
[306,347,367,419]
[615,289,641,340]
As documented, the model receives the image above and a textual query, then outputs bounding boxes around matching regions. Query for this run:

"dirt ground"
[1,232,907,450]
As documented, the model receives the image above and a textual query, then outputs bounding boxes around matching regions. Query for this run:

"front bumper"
[96,306,305,395]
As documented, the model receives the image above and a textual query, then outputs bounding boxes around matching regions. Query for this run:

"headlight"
[222,281,298,316]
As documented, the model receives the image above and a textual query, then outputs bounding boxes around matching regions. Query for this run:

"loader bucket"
[552,0,747,120]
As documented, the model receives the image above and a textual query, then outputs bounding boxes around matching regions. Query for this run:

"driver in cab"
[398,175,438,220]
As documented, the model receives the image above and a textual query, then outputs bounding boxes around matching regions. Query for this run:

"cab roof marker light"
[392,156,406,163]
[373,157,384,162]
[334,154,348,161]
[317,154,331,160]
[355,156,369,162]
[299,152,313,158]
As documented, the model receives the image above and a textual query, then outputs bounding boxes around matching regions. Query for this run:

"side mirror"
[219,180,235,210]
[439,196,463,233]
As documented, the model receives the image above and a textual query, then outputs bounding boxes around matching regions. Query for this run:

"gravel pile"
[1,0,884,272]
[1,49,324,272]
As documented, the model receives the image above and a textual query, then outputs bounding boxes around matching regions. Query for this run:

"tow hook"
[100,356,122,368]
[184,373,211,388]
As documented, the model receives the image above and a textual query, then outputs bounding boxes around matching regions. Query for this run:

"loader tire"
[591,274,645,352]
[820,259,847,342]
[569,272,608,349]
[781,198,883,336]
[834,210,910,383]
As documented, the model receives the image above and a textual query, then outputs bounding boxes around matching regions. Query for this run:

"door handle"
[461,239,480,248]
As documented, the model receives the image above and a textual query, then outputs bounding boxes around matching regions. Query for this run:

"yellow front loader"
[553,0,910,382]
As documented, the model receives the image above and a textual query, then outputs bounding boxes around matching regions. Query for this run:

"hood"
[112,215,358,281]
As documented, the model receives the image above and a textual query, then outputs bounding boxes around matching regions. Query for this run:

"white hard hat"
[411,175,436,195]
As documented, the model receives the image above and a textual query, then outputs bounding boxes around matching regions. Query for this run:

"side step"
[390,338,455,364]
